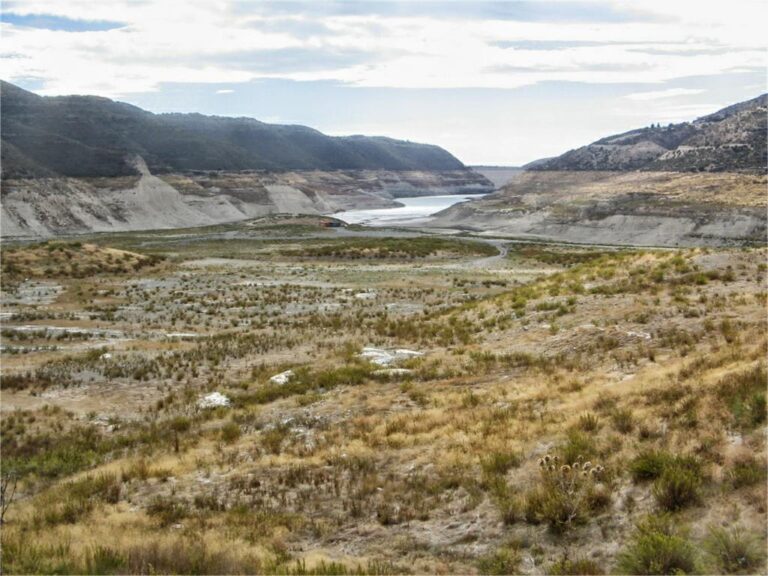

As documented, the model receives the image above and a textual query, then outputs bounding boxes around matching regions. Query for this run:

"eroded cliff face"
[0,161,493,238]
[429,171,767,247]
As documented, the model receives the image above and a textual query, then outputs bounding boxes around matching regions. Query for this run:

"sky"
[2,0,766,165]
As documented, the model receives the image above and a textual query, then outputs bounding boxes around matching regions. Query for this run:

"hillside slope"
[431,95,767,247]
[431,171,766,247]
[529,94,767,173]
[1,158,491,238]
[0,81,465,178]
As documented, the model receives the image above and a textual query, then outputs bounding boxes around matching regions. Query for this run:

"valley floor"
[0,219,766,574]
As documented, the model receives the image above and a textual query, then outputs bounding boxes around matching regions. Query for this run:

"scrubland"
[0,223,765,575]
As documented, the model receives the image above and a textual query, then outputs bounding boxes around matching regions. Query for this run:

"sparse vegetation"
[1,232,765,573]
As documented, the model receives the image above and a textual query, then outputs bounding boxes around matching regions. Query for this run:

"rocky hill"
[529,94,767,173]
[431,96,767,247]
[0,81,465,178]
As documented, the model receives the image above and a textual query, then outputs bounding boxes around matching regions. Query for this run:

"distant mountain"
[0,81,465,178]
[530,95,767,173]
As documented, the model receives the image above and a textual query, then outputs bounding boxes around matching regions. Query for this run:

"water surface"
[338,193,487,226]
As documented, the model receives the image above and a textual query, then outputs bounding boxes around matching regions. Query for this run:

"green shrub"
[496,491,525,526]
[68,473,122,504]
[0,534,77,574]
[240,364,373,405]
[630,451,672,482]
[716,364,767,430]
[123,538,261,574]
[268,558,400,575]
[220,421,241,444]
[561,431,597,465]
[577,412,600,432]
[33,473,122,527]
[630,451,701,483]
[85,546,127,573]
[481,450,522,479]
[704,526,766,574]
[584,483,612,513]
[752,393,767,425]
[535,487,583,534]
[146,496,189,527]
[726,455,766,489]
[478,546,522,575]
[611,408,635,434]
[40,495,94,526]
[548,557,604,575]
[618,515,697,574]
[652,466,701,512]
[262,424,290,455]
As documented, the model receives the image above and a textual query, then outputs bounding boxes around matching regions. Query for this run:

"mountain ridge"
[0,81,466,178]
[528,94,767,173]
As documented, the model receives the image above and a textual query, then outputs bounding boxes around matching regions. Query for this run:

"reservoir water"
[337,193,488,226]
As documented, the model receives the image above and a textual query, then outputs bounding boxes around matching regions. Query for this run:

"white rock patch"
[355,292,377,300]
[360,347,423,366]
[373,368,414,378]
[197,392,231,409]
[269,370,295,385]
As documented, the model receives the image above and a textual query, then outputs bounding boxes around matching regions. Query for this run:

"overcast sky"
[2,0,766,165]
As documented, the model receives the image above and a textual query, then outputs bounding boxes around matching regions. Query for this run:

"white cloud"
[2,0,765,165]
[1,0,766,96]
[625,88,706,101]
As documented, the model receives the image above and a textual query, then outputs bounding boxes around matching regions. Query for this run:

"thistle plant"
[529,454,606,534]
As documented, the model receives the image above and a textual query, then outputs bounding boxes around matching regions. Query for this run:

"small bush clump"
[478,545,522,575]
[611,408,635,434]
[618,515,697,575]
[220,421,241,444]
[629,450,701,483]
[652,466,702,512]
[726,454,767,489]
[716,364,767,430]
[146,496,189,527]
[577,412,600,433]
[480,450,522,479]
[548,557,604,575]
[561,431,597,465]
[525,454,606,534]
[704,526,766,574]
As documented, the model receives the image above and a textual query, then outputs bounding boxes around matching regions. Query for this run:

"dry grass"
[489,170,768,207]
[1,241,162,280]
[1,233,766,574]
